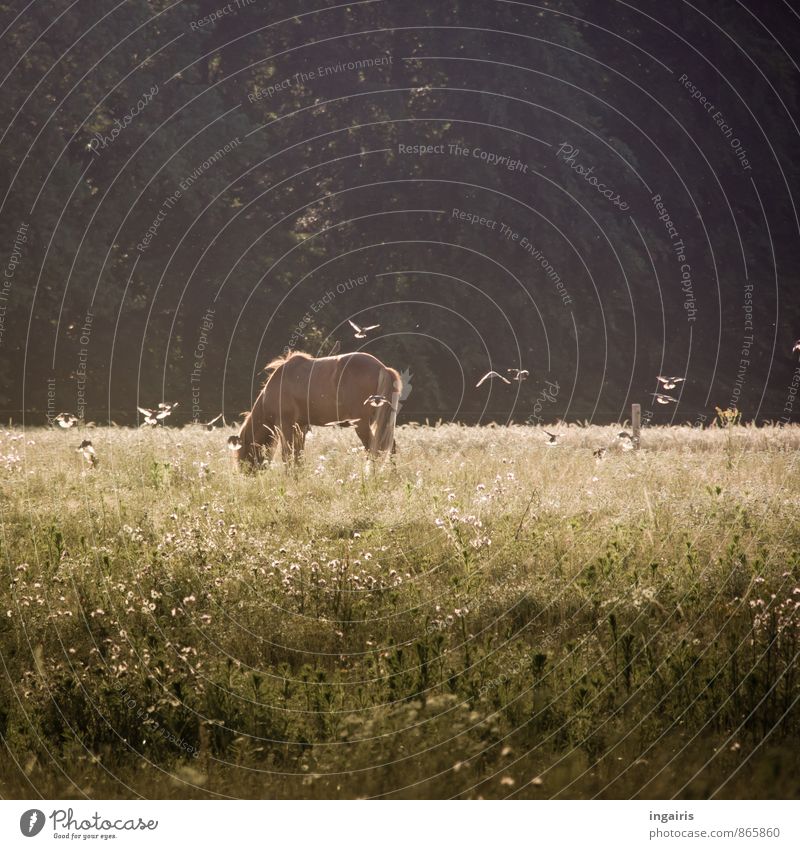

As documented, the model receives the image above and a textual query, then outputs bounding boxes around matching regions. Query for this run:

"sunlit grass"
[1,422,799,798]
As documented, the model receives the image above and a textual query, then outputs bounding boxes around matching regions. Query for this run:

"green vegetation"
[1,423,799,798]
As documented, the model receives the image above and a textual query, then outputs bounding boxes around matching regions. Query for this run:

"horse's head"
[235,412,277,469]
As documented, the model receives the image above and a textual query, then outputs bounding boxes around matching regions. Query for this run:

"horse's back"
[274,352,391,424]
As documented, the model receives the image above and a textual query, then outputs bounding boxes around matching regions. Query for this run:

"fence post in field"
[632,403,641,449]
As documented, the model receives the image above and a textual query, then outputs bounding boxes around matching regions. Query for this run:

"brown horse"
[236,351,402,466]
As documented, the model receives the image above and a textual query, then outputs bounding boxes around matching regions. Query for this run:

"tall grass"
[1,422,799,798]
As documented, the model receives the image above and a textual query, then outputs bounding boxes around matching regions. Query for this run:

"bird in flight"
[77,439,98,467]
[793,339,800,355]
[227,435,242,450]
[138,403,177,425]
[349,319,380,339]
[364,394,393,408]
[507,368,530,382]
[203,413,224,430]
[55,412,78,429]
[656,376,685,390]
[544,431,559,446]
[651,392,678,405]
[476,370,511,387]
[324,418,361,427]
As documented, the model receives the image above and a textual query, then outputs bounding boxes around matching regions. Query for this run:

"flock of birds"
[474,366,686,446]
[475,368,684,401]
[47,333,800,468]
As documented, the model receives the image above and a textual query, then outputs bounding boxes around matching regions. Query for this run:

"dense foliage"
[1,1,799,423]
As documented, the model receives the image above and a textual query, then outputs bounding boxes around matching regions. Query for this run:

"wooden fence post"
[632,403,641,449]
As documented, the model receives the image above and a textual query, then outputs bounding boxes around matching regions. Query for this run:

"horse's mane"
[262,350,312,380]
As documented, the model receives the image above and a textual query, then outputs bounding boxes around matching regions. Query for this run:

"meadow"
[1,421,799,799]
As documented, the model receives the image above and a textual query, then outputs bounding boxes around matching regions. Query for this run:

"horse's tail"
[371,366,402,456]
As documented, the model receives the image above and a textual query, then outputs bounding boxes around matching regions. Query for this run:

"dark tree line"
[1,0,799,424]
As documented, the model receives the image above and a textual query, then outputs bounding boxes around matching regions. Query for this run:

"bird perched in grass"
[348,319,380,339]
[657,376,685,390]
[507,368,529,382]
[77,439,97,467]
[55,412,78,429]
[617,431,635,451]
[476,370,511,387]
[544,431,559,446]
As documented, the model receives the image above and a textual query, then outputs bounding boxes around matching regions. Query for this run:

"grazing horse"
[236,351,402,466]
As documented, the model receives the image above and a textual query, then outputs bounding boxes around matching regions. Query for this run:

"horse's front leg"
[291,422,308,462]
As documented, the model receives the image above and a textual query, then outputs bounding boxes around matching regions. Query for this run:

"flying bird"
[507,368,530,382]
[651,392,678,405]
[227,435,242,451]
[656,376,685,390]
[793,339,800,355]
[55,412,78,429]
[203,413,224,430]
[476,371,511,387]
[137,408,161,426]
[138,403,177,425]
[364,394,393,408]
[348,319,380,339]
[544,431,559,446]
[323,418,361,427]
[77,439,98,467]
